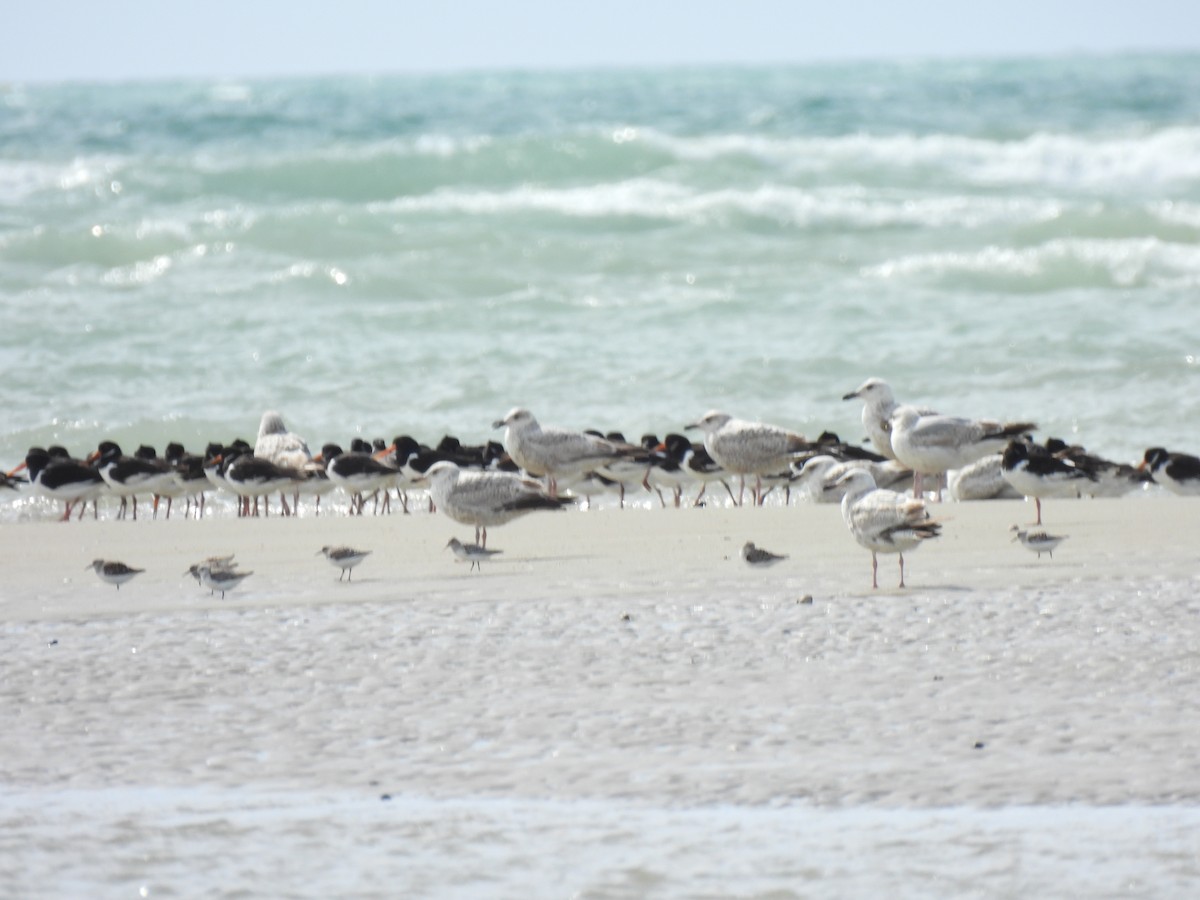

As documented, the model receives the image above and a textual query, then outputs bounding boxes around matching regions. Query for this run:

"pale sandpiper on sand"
[192,564,252,599]
[88,559,144,589]
[1010,526,1067,559]
[318,545,371,581]
[446,537,503,571]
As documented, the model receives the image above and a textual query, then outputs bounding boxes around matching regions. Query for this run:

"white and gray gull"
[685,410,812,506]
[836,468,941,589]
[421,460,574,548]
[841,377,936,460]
[493,408,629,498]
[889,405,1035,500]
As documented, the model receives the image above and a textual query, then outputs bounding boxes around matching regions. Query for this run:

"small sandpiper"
[446,536,502,571]
[193,564,252,599]
[318,545,371,581]
[88,559,144,589]
[1010,526,1067,559]
[185,555,238,587]
[742,541,787,568]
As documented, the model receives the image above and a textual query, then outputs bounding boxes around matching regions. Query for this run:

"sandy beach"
[2,493,1199,895]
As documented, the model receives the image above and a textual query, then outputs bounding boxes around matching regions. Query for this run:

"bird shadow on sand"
[497,554,594,564]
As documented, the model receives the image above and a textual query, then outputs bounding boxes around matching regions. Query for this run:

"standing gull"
[889,406,1035,500]
[841,377,936,460]
[836,469,941,589]
[420,460,574,548]
[493,408,628,498]
[685,411,812,506]
[254,411,315,514]
[793,454,912,504]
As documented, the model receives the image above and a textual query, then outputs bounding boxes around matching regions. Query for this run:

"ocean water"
[2,53,1199,477]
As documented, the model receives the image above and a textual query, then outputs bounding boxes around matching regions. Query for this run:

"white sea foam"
[376,179,1062,228]
[863,236,1200,287]
[641,126,1200,188]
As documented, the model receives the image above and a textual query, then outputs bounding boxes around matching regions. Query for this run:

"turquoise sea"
[3,54,1200,475]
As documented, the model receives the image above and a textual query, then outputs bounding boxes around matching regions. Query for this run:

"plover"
[1010,526,1067,559]
[741,541,787,567]
[836,469,941,589]
[446,537,503,571]
[318,545,371,581]
[88,559,144,589]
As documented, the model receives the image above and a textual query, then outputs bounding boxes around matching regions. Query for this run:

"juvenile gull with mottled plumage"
[685,410,812,506]
[421,460,573,548]
[836,469,941,589]
[494,408,628,497]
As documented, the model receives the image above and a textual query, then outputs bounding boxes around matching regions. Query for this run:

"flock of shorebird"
[8,377,1200,590]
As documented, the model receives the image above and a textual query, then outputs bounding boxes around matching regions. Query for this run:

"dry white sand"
[2,494,1199,895]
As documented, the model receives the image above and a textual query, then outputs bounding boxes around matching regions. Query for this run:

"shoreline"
[2,493,1197,622]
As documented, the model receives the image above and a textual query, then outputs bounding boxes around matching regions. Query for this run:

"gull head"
[832,468,877,492]
[794,454,839,482]
[257,411,289,438]
[685,411,733,434]
[421,460,462,487]
[493,407,534,430]
[888,405,923,430]
[842,377,895,404]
